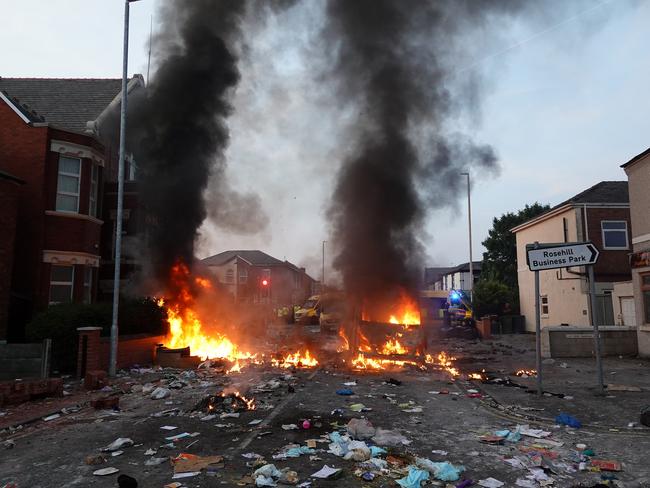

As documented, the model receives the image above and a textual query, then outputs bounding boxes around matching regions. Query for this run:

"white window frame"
[49,265,75,304]
[83,267,93,304]
[600,220,629,250]
[56,156,82,213]
[225,269,234,284]
[541,295,549,317]
[89,163,99,217]
[238,268,248,284]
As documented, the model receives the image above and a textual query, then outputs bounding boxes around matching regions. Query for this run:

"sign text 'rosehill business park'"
[526,242,599,272]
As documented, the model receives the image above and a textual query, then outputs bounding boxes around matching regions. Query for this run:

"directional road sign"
[526,242,599,271]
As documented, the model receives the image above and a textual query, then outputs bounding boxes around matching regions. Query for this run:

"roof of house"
[0,77,140,133]
[448,261,482,274]
[512,181,629,233]
[203,250,288,267]
[553,181,628,207]
[424,267,454,285]
[621,147,650,169]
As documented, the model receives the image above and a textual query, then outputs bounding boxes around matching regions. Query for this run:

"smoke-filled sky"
[1,0,649,282]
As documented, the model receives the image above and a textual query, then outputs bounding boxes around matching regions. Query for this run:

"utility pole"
[110,0,139,376]
[460,172,473,302]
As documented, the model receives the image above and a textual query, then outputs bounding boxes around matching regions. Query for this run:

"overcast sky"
[1,0,649,280]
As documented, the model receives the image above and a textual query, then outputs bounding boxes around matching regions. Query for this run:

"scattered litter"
[150,387,171,400]
[347,418,376,440]
[336,389,354,395]
[302,420,311,429]
[273,445,315,459]
[343,381,357,386]
[160,425,178,430]
[282,424,299,430]
[254,463,282,486]
[591,459,622,471]
[397,466,429,488]
[307,439,317,448]
[221,412,240,419]
[519,425,551,438]
[102,438,134,452]
[172,471,200,479]
[431,450,448,456]
[249,419,263,425]
[416,458,465,481]
[311,465,341,479]
[515,479,537,487]
[85,454,108,465]
[145,457,168,466]
[344,440,371,461]
[478,477,505,487]
[166,432,192,442]
[243,452,263,459]
[349,403,371,412]
[93,467,120,476]
[144,448,157,455]
[172,453,224,473]
[555,413,582,428]
[43,413,60,422]
[111,450,124,457]
[372,428,410,446]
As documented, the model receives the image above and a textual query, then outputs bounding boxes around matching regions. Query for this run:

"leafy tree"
[481,203,550,290]
[473,279,515,318]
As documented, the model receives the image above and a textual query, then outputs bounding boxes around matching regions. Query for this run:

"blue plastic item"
[397,467,430,488]
[336,389,354,395]
[555,413,582,428]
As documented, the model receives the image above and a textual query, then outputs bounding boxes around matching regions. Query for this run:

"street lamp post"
[322,240,326,291]
[110,0,139,376]
[460,172,473,303]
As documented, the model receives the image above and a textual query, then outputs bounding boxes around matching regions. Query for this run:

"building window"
[601,221,628,250]
[225,269,234,284]
[83,267,93,304]
[563,217,569,242]
[239,268,248,284]
[50,265,74,304]
[56,156,81,212]
[89,163,99,217]
[541,295,549,316]
[642,274,650,324]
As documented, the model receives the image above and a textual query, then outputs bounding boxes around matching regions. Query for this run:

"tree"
[481,203,550,290]
[473,279,515,318]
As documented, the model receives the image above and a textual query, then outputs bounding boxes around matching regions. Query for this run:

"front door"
[621,297,636,326]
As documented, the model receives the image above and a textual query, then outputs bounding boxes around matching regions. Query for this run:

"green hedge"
[26,298,166,373]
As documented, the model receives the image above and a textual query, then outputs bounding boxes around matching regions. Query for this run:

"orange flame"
[379,333,408,355]
[225,391,256,410]
[388,294,420,326]
[351,353,417,370]
[271,350,318,368]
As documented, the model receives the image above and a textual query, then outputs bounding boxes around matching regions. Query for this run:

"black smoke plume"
[127,0,253,284]
[323,1,518,316]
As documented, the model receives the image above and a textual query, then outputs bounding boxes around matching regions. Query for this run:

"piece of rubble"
[150,387,171,399]
[145,457,168,466]
[93,467,120,476]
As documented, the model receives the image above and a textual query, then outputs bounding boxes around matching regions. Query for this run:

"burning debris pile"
[194,391,256,415]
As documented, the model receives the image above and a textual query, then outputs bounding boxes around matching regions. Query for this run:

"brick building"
[0,77,144,340]
[202,250,316,307]
[512,181,632,331]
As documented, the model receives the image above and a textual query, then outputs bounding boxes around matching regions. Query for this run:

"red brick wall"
[0,180,21,339]
[585,207,632,282]
[99,334,165,370]
[0,102,49,313]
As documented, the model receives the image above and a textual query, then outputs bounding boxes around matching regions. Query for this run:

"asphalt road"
[1,335,650,487]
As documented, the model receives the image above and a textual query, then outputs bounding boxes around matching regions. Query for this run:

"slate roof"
[552,181,628,208]
[449,261,483,274]
[621,147,650,168]
[424,267,453,285]
[0,77,131,133]
[202,250,286,267]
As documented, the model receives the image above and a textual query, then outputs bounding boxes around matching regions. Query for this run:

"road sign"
[526,242,599,271]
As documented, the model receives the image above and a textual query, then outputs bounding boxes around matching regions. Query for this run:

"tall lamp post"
[460,172,473,303]
[110,0,140,377]
[322,240,326,291]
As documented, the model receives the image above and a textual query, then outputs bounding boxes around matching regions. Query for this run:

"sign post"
[526,241,600,396]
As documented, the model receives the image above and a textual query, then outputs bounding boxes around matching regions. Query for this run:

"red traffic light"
[261,279,269,286]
